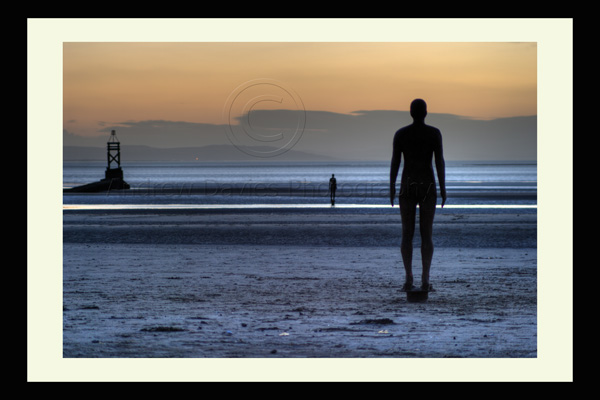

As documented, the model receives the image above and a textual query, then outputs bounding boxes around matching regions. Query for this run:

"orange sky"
[63,42,536,137]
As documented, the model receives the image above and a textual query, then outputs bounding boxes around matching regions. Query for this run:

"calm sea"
[62,160,537,210]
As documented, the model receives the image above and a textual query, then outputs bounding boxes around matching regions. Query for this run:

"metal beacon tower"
[64,130,130,192]
[104,130,129,189]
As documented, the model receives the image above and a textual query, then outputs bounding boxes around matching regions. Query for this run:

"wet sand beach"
[62,208,537,359]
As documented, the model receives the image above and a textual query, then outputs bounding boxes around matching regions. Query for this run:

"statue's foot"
[421,283,434,292]
[401,282,415,292]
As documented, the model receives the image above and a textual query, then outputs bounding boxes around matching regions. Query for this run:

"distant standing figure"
[390,99,447,292]
[329,174,337,206]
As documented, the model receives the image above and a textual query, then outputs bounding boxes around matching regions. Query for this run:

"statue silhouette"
[390,99,447,292]
[329,174,337,206]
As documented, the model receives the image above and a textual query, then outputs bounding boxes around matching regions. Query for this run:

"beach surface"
[62,207,537,359]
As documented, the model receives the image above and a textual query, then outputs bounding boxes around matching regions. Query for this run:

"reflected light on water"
[63,204,537,210]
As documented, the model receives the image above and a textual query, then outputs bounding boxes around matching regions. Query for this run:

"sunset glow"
[63,42,537,138]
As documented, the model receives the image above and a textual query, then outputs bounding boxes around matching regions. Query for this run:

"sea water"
[62,160,537,211]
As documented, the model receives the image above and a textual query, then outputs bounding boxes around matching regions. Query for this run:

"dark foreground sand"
[62,209,537,362]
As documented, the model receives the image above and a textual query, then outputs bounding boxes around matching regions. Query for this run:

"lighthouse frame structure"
[64,129,130,192]
[105,130,124,181]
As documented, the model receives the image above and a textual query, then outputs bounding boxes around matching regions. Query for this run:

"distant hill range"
[63,111,536,162]
[63,144,340,162]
